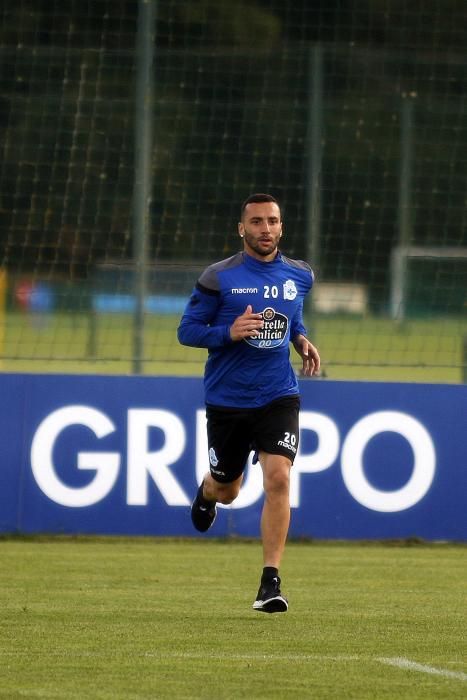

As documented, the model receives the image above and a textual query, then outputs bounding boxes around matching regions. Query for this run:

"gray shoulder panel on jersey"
[198,252,243,291]
[281,255,312,273]
[281,254,314,284]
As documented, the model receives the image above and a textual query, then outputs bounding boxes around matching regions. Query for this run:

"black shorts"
[205,395,300,483]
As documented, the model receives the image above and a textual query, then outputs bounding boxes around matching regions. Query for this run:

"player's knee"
[216,482,241,505]
[264,465,290,496]
[218,494,235,505]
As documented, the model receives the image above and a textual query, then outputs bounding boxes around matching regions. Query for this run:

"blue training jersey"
[177,251,314,408]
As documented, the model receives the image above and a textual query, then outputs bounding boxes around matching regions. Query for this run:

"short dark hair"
[240,193,281,220]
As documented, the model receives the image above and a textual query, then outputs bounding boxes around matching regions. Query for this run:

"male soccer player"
[177,193,320,613]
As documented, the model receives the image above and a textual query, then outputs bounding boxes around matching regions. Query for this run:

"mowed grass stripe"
[2,311,466,382]
[0,539,465,699]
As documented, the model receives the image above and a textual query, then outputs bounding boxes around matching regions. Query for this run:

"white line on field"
[3,647,466,683]
[151,652,467,682]
[377,657,467,682]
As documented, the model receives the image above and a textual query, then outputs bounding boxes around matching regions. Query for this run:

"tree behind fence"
[0,1,466,381]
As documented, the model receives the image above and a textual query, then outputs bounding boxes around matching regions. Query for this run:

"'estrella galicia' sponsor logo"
[209,447,219,467]
[245,307,288,349]
[231,287,258,294]
[283,280,297,300]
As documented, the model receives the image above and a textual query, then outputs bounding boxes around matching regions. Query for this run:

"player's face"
[238,202,282,261]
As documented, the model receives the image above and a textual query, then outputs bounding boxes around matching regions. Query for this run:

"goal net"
[390,247,467,320]
[1,1,466,381]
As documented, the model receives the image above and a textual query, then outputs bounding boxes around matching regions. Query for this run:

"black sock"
[197,481,215,506]
[262,566,279,582]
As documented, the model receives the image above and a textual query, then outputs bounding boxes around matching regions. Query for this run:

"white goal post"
[390,246,467,319]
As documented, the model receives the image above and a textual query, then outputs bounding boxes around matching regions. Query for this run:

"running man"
[177,193,320,613]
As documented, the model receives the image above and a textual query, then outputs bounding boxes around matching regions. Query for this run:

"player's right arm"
[177,282,231,349]
[229,305,263,341]
[178,277,263,349]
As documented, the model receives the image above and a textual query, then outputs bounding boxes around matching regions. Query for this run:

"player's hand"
[292,334,321,377]
[230,305,264,341]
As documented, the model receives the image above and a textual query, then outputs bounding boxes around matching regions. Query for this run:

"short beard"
[243,233,278,257]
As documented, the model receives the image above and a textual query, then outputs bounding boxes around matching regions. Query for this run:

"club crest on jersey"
[283,279,297,300]
[245,307,288,349]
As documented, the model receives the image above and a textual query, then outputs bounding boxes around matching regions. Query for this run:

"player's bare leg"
[190,473,243,532]
[202,472,243,505]
[259,452,292,568]
[253,452,291,613]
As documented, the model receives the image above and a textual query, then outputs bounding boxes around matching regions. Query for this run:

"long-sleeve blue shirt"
[177,251,314,408]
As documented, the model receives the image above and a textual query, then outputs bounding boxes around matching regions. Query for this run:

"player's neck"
[243,246,279,263]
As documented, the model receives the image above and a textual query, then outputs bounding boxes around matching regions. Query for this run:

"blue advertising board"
[0,373,465,540]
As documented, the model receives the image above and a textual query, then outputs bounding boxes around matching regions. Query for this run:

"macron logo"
[277,440,297,454]
[231,287,258,294]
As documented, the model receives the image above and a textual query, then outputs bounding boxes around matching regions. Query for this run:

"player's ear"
[238,222,244,238]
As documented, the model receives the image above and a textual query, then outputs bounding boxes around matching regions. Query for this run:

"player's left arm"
[290,299,320,376]
[292,333,320,377]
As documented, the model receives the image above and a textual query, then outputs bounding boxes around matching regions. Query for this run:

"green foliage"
[1,2,467,273]
[0,1,466,373]
[177,0,281,48]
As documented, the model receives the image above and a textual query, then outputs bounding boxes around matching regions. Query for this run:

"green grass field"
[1,538,466,699]
[1,311,466,383]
